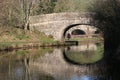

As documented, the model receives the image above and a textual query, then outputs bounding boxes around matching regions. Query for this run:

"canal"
[0,41,120,80]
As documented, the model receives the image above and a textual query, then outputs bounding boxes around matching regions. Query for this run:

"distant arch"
[63,24,85,38]
[71,29,86,35]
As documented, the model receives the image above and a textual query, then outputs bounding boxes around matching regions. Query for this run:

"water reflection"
[0,48,55,80]
[1,42,120,80]
[64,43,103,65]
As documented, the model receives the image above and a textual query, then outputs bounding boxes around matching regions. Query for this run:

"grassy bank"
[0,27,56,43]
[0,27,76,50]
[0,27,59,50]
[0,27,103,51]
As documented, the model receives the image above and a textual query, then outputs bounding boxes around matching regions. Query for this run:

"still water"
[0,42,120,80]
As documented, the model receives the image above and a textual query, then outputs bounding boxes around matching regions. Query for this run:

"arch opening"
[71,29,85,35]
[62,24,97,40]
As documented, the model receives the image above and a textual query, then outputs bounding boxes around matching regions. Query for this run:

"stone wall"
[29,12,96,40]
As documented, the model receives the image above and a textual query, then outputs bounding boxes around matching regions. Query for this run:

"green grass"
[0,43,13,50]
[16,34,30,40]
[34,30,57,44]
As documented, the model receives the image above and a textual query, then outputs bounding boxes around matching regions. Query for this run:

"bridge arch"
[62,24,96,39]
[63,24,81,38]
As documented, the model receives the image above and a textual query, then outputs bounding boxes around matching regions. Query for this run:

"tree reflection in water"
[0,48,55,80]
[1,42,120,80]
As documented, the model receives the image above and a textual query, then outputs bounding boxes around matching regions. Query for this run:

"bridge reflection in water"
[1,41,120,80]
[64,42,103,64]
[29,42,105,80]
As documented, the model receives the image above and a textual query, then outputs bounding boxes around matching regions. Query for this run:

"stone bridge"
[29,12,98,40]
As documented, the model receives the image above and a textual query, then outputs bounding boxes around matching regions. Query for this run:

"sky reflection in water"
[71,75,99,80]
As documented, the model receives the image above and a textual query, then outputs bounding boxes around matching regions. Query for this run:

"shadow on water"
[103,49,120,80]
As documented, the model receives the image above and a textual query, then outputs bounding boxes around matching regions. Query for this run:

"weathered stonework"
[29,12,97,40]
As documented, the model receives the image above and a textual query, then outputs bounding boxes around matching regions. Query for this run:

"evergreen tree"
[36,0,57,14]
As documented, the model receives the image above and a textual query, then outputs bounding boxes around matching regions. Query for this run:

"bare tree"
[0,0,10,26]
[18,0,34,30]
